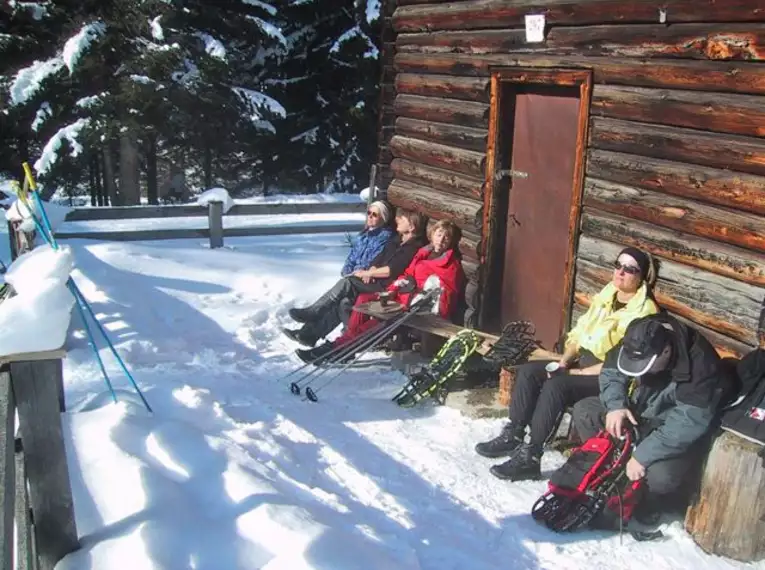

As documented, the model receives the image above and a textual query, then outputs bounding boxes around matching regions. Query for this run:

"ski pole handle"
[22,162,37,191]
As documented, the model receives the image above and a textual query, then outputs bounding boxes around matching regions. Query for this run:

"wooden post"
[208,201,224,249]
[685,430,765,562]
[498,367,514,407]
[15,444,35,570]
[11,360,78,570]
[0,367,15,570]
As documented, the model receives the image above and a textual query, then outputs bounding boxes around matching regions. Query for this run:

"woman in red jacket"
[296,220,464,363]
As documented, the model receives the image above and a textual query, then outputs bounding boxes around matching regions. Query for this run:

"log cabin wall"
[374,0,399,192]
[382,0,765,355]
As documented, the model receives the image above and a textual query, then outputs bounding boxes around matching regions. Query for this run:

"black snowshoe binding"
[392,329,481,407]
[482,321,540,370]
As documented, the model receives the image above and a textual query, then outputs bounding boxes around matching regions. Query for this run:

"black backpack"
[721,348,765,446]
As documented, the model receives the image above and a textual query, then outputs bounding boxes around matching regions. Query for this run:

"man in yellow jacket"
[476,247,659,481]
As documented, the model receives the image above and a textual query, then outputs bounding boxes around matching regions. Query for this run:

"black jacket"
[600,314,731,467]
[370,235,427,287]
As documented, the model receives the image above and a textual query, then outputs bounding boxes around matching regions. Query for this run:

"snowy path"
[57,235,761,570]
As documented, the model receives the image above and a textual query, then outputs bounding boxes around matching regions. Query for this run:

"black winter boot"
[490,443,542,481]
[281,327,319,348]
[296,343,335,365]
[289,307,320,323]
[475,422,525,458]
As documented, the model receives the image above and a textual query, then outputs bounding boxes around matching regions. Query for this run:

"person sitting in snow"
[475,248,659,482]
[282,208,428,347]
[572,314,733,524]
[296,219,464,364]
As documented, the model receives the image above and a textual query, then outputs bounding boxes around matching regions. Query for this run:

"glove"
[392,276,416,293]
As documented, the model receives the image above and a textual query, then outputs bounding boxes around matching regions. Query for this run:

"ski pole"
[303,300,436,402]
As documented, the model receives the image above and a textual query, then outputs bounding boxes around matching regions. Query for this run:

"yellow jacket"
[566,282,659,361]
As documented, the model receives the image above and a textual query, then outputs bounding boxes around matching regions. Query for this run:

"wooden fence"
[0,224,79,570]
[56,201,367,248]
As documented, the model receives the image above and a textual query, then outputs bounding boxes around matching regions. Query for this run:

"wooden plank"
[55,223,364,242]
[458,229,481,262]
[10,360,78,570]
[390,135,485,178]
[0,368,14,570]
[583,177,765,254]
[577,236,763,346]
[391,158,483,200]
[15,446,34,570]
[64,201,366,221]
[580,208,765,287]
[396,25,765,61]
[586,149,765,216]
[388,178,482,231]
[393,0,765,32]
[685,431,765,562]
[395,94,489,128]
[395,52,765,95]
[395,117,488,152]
[0,348,66,367]
[208,201,224,249]
[396,73,490,102]
[592,85,765,138]
[590,117,765,178]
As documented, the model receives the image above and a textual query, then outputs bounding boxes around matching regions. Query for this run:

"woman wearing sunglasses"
[475,247,659,482]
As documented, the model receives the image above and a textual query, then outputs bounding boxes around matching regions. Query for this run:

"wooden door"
[499,86,581,349]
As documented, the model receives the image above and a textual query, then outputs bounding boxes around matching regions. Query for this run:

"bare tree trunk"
[119,132,141,205]
[102,142,122,206]
[146,135,158,205]
[94,154,104,206]
[203,144,212,189]
[89,155,97,207]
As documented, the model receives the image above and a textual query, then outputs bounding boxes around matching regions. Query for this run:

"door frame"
[479,67,593,344]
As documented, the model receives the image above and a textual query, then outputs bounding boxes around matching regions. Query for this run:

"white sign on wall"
[525,14,546,43]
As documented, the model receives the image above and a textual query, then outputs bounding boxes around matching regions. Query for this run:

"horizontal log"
[394,53,765,95]
[396,73,490,102]
[571,296,750,358]
[580,208,765,287]
[393,0,765,32]
[587,149,765,216]
[390,135,485,178]
[391,158,483,200]
[577,235,762,346]
[395,94,489,128]
[463,259,478,282]
[396,25,765,61]
[387,178,482,231]
[592,85,765,138]
[395,117,488,152]
[590,117,765,178]
[584,178,765,254]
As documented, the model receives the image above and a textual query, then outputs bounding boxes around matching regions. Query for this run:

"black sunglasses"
[367,210,380,218]
[613,260,641,275]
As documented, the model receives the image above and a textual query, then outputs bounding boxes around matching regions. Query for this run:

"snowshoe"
[392,329,481,407]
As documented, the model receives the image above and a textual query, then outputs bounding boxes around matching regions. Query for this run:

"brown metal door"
[500,87,580,349]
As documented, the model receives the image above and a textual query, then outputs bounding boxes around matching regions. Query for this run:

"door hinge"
[494,169,529,181]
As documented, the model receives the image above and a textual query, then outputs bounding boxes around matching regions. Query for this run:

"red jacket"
[387,246,464,320]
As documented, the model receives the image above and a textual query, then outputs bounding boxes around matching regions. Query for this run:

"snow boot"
[490,443,542,481]
[281,327,319,348]
[475,422,525,458]
[295,343,335,365]
[289,307,321,323]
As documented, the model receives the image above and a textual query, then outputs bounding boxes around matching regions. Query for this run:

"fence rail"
[56,201,366,247]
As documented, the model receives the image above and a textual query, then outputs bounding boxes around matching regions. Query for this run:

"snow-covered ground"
[47,232,761,570]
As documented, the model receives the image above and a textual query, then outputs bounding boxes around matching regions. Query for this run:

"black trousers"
[572,396,704,499]
[508,360,600,447]
[302,276,384,340]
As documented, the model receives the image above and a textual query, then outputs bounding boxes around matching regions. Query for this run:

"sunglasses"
[367,210,380,218]
[613,260,641,275]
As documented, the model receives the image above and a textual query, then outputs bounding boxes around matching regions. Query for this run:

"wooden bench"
[354,301,559,405]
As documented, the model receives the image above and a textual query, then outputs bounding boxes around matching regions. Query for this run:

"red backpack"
[532,428,643,532]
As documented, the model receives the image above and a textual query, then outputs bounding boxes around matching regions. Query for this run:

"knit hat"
[618,247,649,281]
[369,200,391,224]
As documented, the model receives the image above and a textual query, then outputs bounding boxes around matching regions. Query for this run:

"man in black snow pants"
[572,314,733,521]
